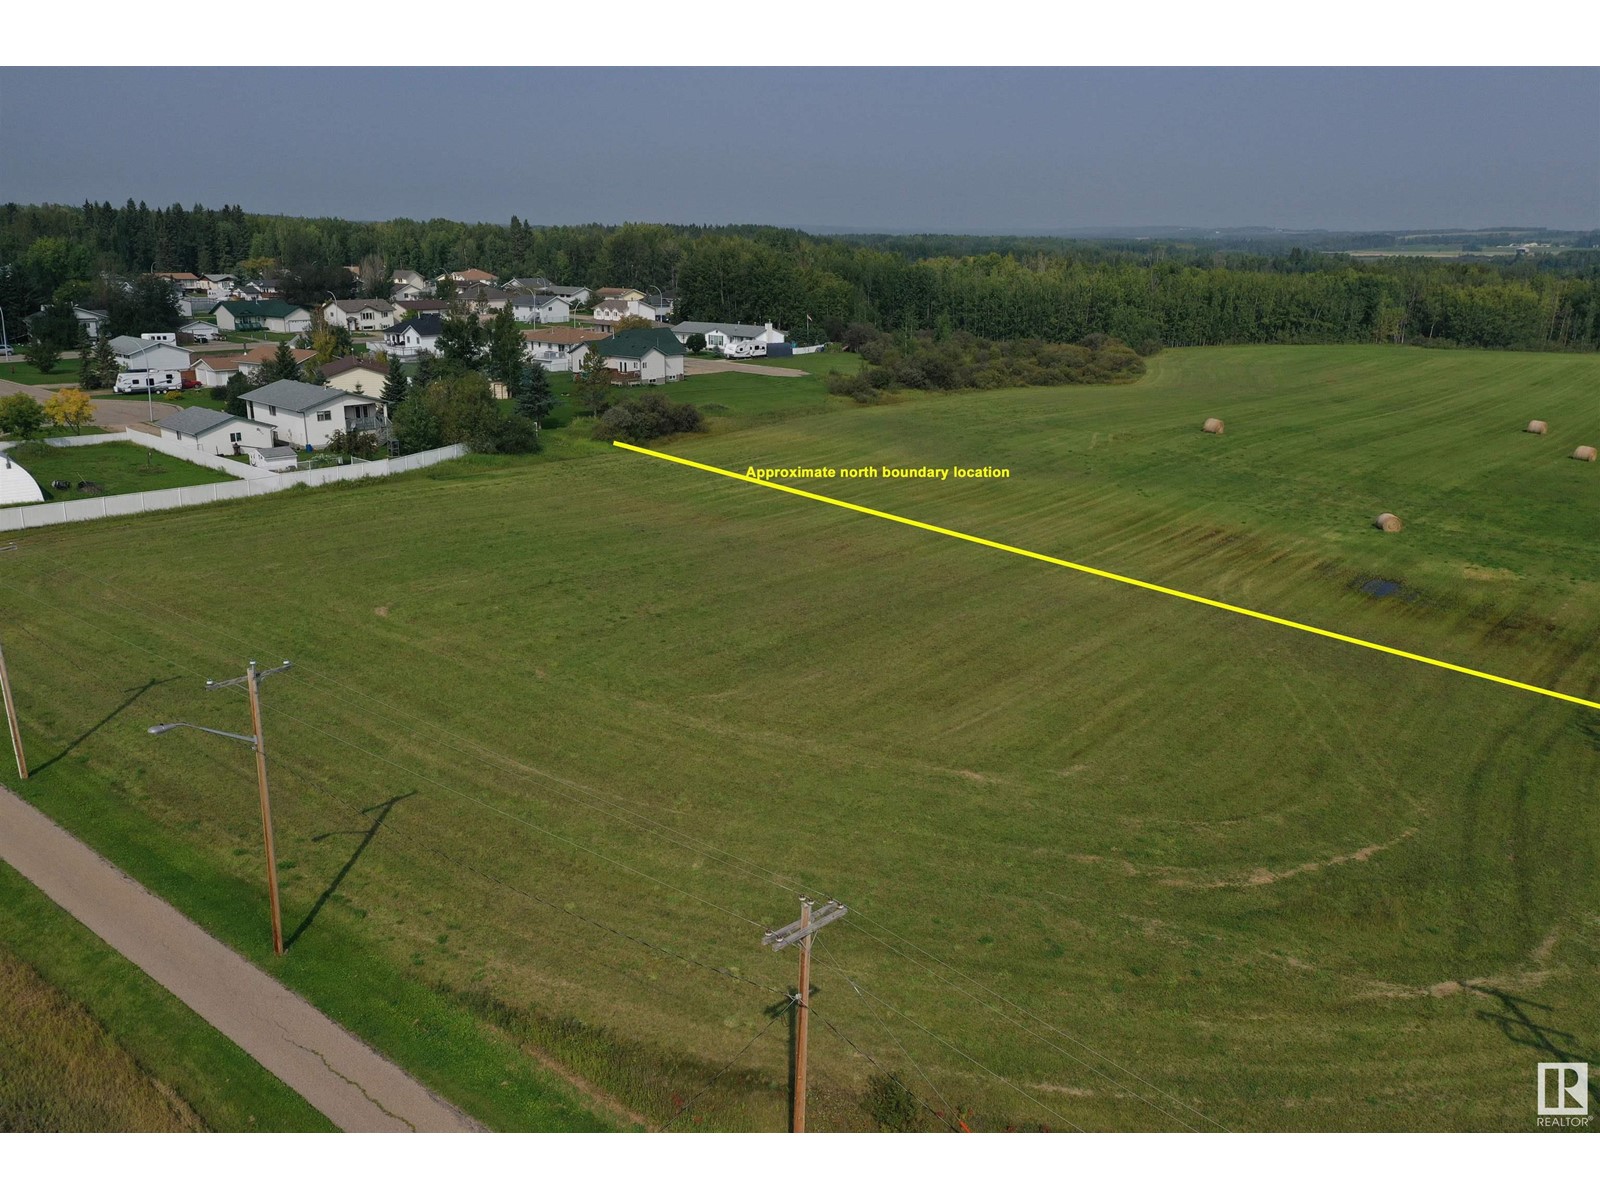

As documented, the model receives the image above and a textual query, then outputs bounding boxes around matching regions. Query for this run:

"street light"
[149,659,293,955]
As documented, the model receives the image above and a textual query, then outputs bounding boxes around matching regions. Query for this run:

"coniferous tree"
[512,362,554,425]
[381,356,410,411]
[485,304,525,385]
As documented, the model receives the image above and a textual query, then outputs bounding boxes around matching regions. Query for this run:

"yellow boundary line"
[612,441,1600,713]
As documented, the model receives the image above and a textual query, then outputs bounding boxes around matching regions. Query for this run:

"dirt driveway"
[683,359,808,378]
[91,396,183,433]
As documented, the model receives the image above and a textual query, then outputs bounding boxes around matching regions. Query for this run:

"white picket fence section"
[0,438,467,533]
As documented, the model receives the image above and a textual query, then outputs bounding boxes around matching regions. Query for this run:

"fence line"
[0,442,468,532]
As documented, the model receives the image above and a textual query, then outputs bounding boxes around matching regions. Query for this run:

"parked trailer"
[113,369,184,394]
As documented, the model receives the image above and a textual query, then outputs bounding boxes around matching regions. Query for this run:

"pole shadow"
[286,791,413,949]
[32,675,181,776]
[1468,984,1600,1110]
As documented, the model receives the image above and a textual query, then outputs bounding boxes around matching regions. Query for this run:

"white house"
[202,274,239,301]
[522,327,609,372]
[671,320,788,357]
[592,294,672,323]
[110,337,191,371]
[391,280,430,302]
[155,406,276,457]
[591,328,686,384]
[504,276,553,294]
[318,356,389,396]
[192,353,248,388]
[384,314,443,360]
[215,300,313,334]
[440,268,498,286]
[323,298,399,331]
[510,293,572,325]
[243,379,388,450]
[545,284,591,308]
[179,319,221,343]
[25,305,108,341]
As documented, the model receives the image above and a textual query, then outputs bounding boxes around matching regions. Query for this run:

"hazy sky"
[2,67,1595,231]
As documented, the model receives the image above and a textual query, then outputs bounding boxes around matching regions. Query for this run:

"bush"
[209,385,228,402]
[864,1073,924,1132]
[592,393,705,443]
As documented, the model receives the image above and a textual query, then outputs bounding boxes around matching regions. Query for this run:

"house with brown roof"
[439,268,498,285]
[522,326,610,372]
[317,356,389,396]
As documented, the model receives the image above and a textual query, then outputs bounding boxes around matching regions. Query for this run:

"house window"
[230,432,242,444]
[269,405,277,416]
[316,411,333,422]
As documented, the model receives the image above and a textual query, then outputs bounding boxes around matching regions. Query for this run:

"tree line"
[2,201,1597,353]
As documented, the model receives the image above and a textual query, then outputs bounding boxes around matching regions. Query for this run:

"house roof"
[253,445,299,461]
[544,285,589,297]
[195,354,244,371]
[390,314,444,337]
[157,406,270,437]
[239,343,317,366]
[444,268,496,283]
[522,326,609,346]
[594,328,685,360]
[241,379,356,414]
[219,300,308,320]
[109,336,148,355]
[396,299,449,313]
[595,287,642,298]
[504,277,553,291]
[325,298,397,314]
[320,356,385,378]
[459,285,509,302]
[672,321,779,339]
[512,292,566,308]
[156,272,202,282]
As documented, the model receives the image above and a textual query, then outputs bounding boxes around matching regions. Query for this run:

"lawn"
[0,344,1596,1132]
[0,863,332,1132]
[4,440,236,503]
[1,361,82,388]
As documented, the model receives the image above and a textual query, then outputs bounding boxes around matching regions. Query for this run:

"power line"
[660,994,797,1131]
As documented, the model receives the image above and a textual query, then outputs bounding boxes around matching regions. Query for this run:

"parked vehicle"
[113,369,184,394]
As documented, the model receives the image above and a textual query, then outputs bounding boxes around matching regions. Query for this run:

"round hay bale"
[1374,513,1403,533]
[1202,417,1225,435]
[1525,420,1547,435]
[1574,445,1597,462]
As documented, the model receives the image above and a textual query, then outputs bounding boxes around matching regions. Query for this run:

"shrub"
[864,1073,924,1132]
[592,393,705,443]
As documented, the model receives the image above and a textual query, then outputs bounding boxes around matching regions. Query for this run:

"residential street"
[0,785,483,1132]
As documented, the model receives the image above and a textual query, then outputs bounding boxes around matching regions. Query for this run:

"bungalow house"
[545,284,591,308]
[215,300,313,334]
[439,268,498,286]
[456,285,511,314]
[510,293,572,325]
[248,445,300,472]
[672,320,788,358]
[155,406,276,457]
[394,298,450,320]
[178,319,221,343]
[202,274,240,301]
[239,280,282,301]
[591,328,686,385]
[384,314,444,360]
[318,356,389,396]
[323,298,400,331]
[155,272,209,298]
[110,336,191,372]
[243,379,388,450]
[521,326,609,373]
[193,352,249,389]
[238,343,318,373]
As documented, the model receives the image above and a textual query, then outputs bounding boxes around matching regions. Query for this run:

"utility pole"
[0,542,23,780]
[763,897,847,1132]
[149,659,293,955]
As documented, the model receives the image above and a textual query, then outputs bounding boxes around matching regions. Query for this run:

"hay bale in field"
[1202,417,1225,435]
[1574,445,1597,462]
[1374,513,1403,533]
[1525,420,1548,435]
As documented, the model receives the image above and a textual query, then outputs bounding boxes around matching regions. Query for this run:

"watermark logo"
[1537,1062,1590,1127]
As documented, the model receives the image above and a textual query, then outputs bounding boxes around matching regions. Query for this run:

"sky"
[1,67,1596,233]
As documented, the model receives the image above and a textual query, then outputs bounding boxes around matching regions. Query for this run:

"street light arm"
[148,721,257,745]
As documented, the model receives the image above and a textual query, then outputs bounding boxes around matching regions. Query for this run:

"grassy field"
[4,441,235,503]
[0,863,333,1131]
[0,344,1596,1132]
[0,361,83,388]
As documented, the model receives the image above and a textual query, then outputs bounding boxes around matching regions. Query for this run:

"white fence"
[0,441,468,533]
[791,344,828,355]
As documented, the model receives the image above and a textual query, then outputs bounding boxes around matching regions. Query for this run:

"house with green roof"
[215,299,314,335]
[591,328,685,385]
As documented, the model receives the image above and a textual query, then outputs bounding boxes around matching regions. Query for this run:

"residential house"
[243,379,388,450]
[392,268,428,292]
[248,445,300,472]
[438,268,498,286]
[456,285,511,314]
[202,274,240,301]
[392,279,430,302]
[594,287,644,302]
[322,298,400,331]
[178,319,222,343]
[192,352,248,389]
[155,272,209,298]
[179,296,221,318]
[504,276,553,294]
[155,406,276,457]
[110,336,191,372]
[215,300,313,334]
[592,293,672,322]
[384,314,444,360]
[545,284,592,308]
[521,326,609,373]
[591,328,686,385]
[394,299,450,320]
[26,305,108,341]
[671,320,788,358]
[509,293,572,325]
[318,356,389,396]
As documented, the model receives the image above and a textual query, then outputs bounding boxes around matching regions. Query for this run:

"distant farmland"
[2,344,1596,1131]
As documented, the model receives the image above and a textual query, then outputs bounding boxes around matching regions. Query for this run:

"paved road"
[0,786,482,1132]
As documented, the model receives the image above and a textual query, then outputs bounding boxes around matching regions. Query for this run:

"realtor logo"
[1538,1063,1588,1117]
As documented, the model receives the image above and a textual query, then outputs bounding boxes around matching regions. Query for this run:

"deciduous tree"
[44,387,94,434]
[0,394,46,441]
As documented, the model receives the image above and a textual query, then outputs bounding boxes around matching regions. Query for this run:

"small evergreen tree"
[512,362,554,424]
[257,340,304,384]
[380,358,410,412]
[93,334,118,388]
[484,304,524,384]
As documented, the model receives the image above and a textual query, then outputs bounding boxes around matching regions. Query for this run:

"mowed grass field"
[1,344,1597,1131]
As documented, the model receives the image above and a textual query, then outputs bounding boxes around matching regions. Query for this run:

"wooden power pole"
[0,637,26,781]
[763,897,847,1132]
[242,662,285,957]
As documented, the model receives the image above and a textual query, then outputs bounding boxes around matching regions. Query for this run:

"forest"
[2,200,1597,352]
